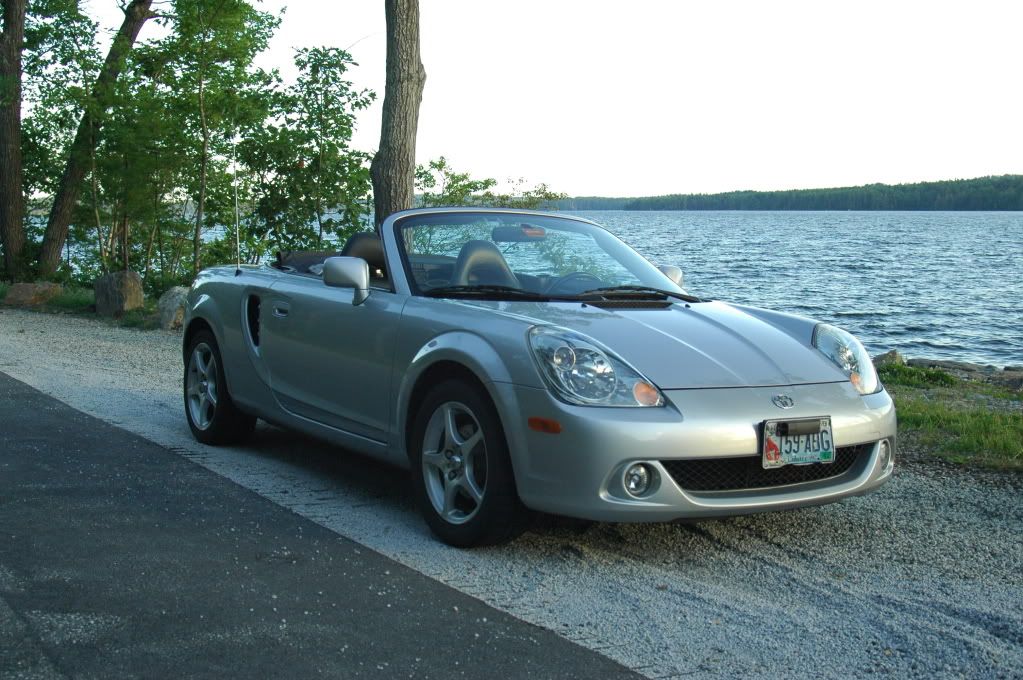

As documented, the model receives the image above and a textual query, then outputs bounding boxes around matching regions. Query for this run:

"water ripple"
[579,210,1023,367]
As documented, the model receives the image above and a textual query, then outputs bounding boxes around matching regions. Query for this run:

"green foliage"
[883,366,1023,471]
[21,0,100,199]
[13,2,560,295]
[416,157,566,210]
[118,305,160,329]
[240,47,374,252]
[47,286,94,311]
[0,283,8,301]
[620,176,1023,211]
[895,395,1022,471]
[878,364,959,388]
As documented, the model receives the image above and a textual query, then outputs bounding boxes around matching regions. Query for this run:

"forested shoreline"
[558,175,1023,211]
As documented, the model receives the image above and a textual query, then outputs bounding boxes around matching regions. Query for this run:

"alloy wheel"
[421,401,488,524]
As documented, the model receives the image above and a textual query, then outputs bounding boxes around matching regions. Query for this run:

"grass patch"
[117,298,160,330]
[45,286,95,312]
[878,363,959,388]
[119,307,161,330]
[895,395,1022,471]
[881,364,1022,471]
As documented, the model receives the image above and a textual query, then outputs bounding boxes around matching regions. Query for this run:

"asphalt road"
[0,371,638,679]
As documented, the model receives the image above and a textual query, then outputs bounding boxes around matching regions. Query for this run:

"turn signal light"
[632,381,662,406]
[528,417,562,434]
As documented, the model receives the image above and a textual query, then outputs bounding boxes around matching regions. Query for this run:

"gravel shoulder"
[1,308,1021,679]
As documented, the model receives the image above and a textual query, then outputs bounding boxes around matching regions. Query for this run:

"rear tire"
[409,379,525,547]
[184,329,256,445]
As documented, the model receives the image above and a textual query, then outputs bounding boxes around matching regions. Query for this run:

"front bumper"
[492,380,896,522]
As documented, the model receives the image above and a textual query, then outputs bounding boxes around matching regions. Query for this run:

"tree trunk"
[370,0,426,228]
[0,0,27,281]
[36,0,153,278]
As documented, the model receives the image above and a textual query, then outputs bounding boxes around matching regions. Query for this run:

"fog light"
[878,439,892,468]
[624,463,652,497]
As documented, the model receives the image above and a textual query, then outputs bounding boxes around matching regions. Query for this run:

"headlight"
[528,326,665,407]
[812,323,880,395]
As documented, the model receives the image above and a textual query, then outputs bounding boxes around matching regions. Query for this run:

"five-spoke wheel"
[410,380,525,547]
[183,329,256,444]
[186,342,219,430]
[421,401,488,524]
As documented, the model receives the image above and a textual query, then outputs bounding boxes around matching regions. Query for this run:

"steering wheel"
[543,272,604,295]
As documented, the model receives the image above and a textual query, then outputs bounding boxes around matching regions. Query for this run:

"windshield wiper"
[423,285,554,301]
[576,285,703,303]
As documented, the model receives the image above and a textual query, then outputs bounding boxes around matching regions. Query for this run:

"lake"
[573,211,1023,368]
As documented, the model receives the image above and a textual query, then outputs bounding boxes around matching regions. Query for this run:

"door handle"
[272,301,290,318]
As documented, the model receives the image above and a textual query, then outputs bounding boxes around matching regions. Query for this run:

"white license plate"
[762,417,835,469]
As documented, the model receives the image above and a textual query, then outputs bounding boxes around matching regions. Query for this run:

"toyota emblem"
[771,395,795,409]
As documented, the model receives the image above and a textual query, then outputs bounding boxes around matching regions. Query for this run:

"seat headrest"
[453,240,519,287]
[340,232,386,274]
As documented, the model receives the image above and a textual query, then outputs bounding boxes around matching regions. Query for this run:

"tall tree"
[369,0,425,228]
[0,0,27,280]
[35,0,152,277]
[238,49,374,254]
[155,0,276,275]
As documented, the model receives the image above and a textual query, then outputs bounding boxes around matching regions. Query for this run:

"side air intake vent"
[246,295,261,348]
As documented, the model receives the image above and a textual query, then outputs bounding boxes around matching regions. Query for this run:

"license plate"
[762,417,834,469]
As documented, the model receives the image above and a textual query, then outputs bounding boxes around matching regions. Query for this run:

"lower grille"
[660,444,872,492]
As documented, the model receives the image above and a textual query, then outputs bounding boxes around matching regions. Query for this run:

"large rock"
[158,286,189,330]
[872,349,904,367]
[94,271,144,317]
[2,282,62,307]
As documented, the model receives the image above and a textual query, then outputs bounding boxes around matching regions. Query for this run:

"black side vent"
[246,295,261,347]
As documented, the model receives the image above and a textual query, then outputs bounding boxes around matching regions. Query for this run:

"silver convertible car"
[182,208,896,546]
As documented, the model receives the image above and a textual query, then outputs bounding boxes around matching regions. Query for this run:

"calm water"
[575,211,1023,368]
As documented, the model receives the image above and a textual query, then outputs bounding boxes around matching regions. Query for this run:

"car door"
[260,274,405,444]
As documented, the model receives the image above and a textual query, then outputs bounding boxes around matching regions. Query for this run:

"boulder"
[2,282,62,307]
[94,271,144,317]
[158,286,190,330]
[906,358,987,374]
[872,349,904,367]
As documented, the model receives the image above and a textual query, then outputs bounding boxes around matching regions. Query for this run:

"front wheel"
[184,329,256,445]
[409,380,525,547]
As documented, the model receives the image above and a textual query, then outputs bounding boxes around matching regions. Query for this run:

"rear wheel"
[184,329,256,444]
[410,380,525,547]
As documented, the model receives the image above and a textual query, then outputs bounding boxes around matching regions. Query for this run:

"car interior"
[272,232,391,290]
[270,227,614,296]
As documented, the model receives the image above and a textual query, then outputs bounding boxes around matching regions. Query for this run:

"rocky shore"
[873,349,1023,391]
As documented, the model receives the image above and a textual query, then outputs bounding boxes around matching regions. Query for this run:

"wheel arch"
[396,332,518,465]
[182,317,216,363]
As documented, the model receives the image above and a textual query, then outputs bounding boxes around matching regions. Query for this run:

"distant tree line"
[555,176,1023,211]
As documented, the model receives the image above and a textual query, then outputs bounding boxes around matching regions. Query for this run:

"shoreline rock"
[94,271,143,317]
[873,351,1023,391]
[2,282,62,307]
[157,286,189,330]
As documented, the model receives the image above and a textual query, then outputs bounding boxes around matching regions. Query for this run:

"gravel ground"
[1,308,1021,679]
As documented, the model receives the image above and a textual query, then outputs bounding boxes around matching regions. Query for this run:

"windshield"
[395,212,682,298]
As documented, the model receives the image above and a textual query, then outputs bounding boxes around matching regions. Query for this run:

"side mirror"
[323,256,370,305]
[657,264,684,287]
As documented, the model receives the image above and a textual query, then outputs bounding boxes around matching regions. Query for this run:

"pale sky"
[86,0,1023,197]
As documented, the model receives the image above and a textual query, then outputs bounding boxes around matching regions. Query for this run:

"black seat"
[276,250,339,273]
[451,240,519,288]
[340,232,386,278]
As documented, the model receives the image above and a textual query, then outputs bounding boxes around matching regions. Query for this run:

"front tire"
[184,329,256,445]
[409,379,525,547]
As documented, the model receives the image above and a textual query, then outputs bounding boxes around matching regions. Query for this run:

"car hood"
[456,299,846,389]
